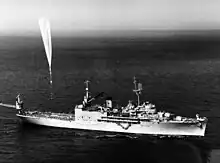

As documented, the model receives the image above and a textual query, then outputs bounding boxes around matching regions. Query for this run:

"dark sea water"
[0,33,220,162]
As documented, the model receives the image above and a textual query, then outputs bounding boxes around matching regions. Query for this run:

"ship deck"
[20,110,205,124]
[23,111,75,121]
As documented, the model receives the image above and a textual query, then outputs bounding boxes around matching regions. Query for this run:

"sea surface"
[0,32,220,162]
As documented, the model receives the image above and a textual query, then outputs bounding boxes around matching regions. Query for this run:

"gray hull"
[17,114,207,136]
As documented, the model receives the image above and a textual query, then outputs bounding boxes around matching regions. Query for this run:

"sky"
[0,0,220,36]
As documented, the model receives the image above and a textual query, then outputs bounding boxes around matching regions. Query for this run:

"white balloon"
[39,18,52,74]
[39,18,53,85]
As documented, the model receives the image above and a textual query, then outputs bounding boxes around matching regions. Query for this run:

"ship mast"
[84,80,90,99]
[133,76,143,106]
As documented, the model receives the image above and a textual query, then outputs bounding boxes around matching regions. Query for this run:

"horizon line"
[1,29,220,38]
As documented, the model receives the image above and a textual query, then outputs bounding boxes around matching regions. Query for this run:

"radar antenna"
[133,76,143,106]
[84,80,90,99]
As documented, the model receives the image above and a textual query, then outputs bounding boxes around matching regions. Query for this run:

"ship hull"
[17,114,207,137]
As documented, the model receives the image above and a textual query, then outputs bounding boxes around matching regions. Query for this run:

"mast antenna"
[133,76,143,106]
[84,80,90,99]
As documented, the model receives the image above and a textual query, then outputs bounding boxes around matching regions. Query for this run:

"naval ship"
[14,77,208,137]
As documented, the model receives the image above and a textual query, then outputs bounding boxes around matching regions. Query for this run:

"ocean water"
[0,33,220,162]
